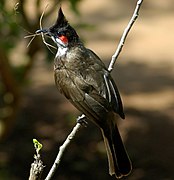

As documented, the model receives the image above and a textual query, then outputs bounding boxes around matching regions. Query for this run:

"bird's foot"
[77,114,88,127]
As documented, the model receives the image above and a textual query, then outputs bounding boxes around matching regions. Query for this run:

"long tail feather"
[100,122,132,179]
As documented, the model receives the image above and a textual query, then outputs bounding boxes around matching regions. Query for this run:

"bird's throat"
[56,46,68,58]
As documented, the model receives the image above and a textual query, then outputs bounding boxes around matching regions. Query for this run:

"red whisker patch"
[59,35,68,44]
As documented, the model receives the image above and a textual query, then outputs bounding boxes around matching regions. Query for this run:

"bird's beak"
[36,28,50,36]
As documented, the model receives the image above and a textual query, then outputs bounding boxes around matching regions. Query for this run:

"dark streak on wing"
[86,49,125,119]
[103,73,125,119]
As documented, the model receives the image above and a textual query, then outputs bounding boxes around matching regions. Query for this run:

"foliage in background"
[0,0,81,140]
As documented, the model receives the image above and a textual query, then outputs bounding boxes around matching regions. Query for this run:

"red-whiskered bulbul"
[36,7,132,179]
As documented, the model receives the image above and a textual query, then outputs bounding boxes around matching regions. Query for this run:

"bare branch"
[29,139,44,180]
[108,0,143,72]
[45,115,86,180]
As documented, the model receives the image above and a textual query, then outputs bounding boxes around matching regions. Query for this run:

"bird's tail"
[101,121,132,179]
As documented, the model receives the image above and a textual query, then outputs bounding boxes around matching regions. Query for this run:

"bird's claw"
[77,114,88,127]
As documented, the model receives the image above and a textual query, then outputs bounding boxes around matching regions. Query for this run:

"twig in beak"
[39,6,57,51]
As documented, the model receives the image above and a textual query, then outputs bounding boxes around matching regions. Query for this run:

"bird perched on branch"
[36,7,132,179]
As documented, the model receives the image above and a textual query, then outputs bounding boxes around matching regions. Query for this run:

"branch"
[108,0,143,72]
[45,115,87,180]
[29,139,44,180]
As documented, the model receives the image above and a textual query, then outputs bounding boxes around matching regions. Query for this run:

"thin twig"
[26,35,37,48]
[39,5,57,51]
[45,115,86,180]
[108,0,143,72]
[24,4,56,50]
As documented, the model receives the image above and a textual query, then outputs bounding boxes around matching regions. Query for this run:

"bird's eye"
[57,32,63,36]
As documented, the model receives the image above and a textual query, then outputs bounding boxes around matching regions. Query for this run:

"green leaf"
[33,139,43,153]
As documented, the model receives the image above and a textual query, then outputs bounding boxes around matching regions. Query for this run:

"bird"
[36,7,132,179]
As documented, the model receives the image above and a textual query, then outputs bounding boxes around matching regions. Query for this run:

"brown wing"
[54,48,125,123]
[85,49,125,119]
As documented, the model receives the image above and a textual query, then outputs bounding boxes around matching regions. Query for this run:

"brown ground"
[1,0,174,179]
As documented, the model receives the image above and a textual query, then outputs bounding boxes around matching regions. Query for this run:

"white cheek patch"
[56,46,68,58]
[51,36,68,57]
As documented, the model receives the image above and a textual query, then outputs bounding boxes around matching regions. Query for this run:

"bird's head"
[36,7,79,48]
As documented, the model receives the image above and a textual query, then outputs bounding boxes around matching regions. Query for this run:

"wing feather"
[102,73,125,119]
[54,48,125,120]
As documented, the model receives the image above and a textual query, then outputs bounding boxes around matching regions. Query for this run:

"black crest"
[49,7,79,45]
[56,7,68,27]
[50,7,69,31]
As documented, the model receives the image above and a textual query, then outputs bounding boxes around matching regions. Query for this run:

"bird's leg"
[77,114,88,127]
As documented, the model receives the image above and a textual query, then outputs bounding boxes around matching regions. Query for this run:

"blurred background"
[0,0,174,179]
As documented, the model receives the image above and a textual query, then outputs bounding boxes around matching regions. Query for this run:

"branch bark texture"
[108,0,143,72]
